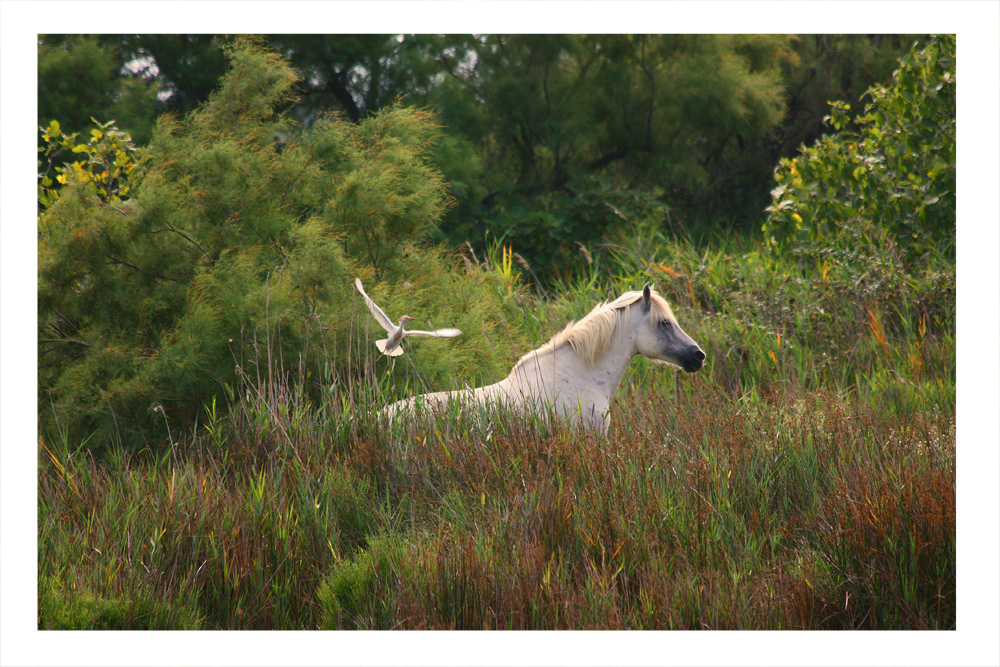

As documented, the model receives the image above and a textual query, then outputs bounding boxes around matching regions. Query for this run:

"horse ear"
[642,282,652,307]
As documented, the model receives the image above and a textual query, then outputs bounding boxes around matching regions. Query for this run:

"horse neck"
[579,307,639,402]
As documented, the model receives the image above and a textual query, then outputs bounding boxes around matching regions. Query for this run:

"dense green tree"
[275,34,447,122]
[38,35,160,145]
[38,35,116,132]
[112,35,228,114]
[104,34,445,123]
[38,38,516,451]
[423,35,796,273]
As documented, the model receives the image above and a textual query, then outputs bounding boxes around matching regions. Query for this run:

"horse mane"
[512,288,676,370]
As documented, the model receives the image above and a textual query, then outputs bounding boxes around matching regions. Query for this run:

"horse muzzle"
[681,346,706,373]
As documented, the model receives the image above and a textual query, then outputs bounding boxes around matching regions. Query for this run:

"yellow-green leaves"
[38,117,144,215]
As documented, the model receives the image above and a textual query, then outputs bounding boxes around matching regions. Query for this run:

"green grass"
[37,228,955,630]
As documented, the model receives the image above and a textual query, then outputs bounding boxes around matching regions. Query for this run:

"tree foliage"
[763,35,955,273]
[38,38,516,450]
[38,34,918,283]
[426,35,796,271]
[777,35,921,158]
[38,35,161,145]
[37,118,144,214]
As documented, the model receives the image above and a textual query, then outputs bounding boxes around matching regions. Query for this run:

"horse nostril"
[694,349,706,362]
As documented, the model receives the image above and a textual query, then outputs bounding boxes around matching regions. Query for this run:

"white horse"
[382,283,705,434]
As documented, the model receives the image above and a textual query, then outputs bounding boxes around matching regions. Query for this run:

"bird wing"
[405,328,463,338]
[354,278,395,332]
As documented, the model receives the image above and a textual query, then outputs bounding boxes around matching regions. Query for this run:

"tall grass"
[37,228,955,630]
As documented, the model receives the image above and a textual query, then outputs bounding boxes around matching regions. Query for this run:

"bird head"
[398,315,414,327]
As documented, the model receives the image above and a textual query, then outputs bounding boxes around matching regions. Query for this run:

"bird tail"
[376,339,405,357]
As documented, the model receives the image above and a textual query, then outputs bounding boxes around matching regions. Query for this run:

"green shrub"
[763,35,955,273]
[39,578,202,630]
[317,534,405,629]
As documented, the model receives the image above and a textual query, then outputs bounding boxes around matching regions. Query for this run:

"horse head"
[633,283,705,373]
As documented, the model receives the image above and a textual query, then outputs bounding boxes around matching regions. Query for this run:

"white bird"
[354,278,462,357]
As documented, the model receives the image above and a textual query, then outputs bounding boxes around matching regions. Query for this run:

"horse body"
[382,284,704,435]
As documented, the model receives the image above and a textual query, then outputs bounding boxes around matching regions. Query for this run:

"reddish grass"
[39,374,954,630]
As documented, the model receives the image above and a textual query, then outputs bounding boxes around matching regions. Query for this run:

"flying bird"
[354,278,462,357]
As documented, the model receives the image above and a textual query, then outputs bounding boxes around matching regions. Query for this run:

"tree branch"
[147,223,208,256]
[587,146,631,173]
